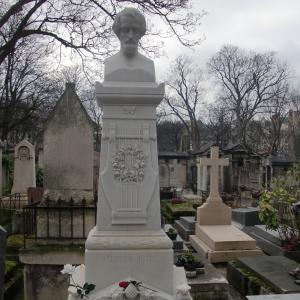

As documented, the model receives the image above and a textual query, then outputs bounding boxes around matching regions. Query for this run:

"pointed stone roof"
[44,82,94,131]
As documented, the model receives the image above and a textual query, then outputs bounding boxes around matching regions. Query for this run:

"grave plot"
[190,147,263,263]
[228,256,300,296]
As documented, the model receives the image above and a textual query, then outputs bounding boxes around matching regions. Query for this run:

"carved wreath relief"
[112,144,146,182]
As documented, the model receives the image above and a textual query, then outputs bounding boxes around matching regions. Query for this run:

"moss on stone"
[5,260,19,283]
[229,260,273,294]
[6,234,24,249]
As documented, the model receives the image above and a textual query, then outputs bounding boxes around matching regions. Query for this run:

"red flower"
[119,281,129,289]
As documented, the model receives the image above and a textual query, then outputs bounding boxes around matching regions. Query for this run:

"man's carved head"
[112,8,146,58]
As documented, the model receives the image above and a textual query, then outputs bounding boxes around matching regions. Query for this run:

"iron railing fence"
[23,197,97,248]
[0,193,23,209]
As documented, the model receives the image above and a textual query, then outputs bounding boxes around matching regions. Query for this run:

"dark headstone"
[238,256,300,294]
[174,216,196,241]
[180,216,196,230]
[0,226,7,300]
[172,236,184,251]
[232,207,262,226]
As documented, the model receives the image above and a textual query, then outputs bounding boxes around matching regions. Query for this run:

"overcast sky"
[155,0,300,89]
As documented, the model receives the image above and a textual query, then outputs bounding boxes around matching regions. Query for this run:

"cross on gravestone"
[0,226,7,300]
[199,146,229,201]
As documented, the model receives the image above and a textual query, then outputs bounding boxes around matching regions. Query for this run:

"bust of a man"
[104,7,155,82]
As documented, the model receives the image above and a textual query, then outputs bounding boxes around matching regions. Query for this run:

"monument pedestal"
[85,227,174,294]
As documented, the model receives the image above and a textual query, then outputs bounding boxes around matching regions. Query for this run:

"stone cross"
[0,226,7,300]
[199,146,229,201]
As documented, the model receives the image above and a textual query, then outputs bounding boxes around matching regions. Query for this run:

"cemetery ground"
[1,192,299,299]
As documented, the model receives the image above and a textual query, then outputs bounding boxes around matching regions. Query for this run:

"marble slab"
[238,256,300,294]
[247,295,300,300]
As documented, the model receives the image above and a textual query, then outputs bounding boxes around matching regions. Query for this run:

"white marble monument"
[81,7,191,300]
[11,139,36,196]
[190,146,263,262]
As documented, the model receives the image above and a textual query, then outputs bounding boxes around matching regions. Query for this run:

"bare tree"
[208,45,289,146]
[157,119,184,152]
[0,0,205,66]
[205,99,232,148]
[260,85,290,155]
[164,55,204,151]
[0,37,57,141]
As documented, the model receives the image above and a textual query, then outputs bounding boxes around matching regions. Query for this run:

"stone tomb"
[43,83,94,202]
[238,256,300,294]
[190,147,263,263]
[11,139,36,197]
[174,216,196,241]
[243,225,300,262]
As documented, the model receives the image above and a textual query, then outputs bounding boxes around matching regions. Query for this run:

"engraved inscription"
[123,106,136,115]
[103,254,153,265]
[18,146,30,160]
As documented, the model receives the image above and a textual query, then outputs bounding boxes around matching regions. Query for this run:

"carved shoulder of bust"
[104,52,155,82]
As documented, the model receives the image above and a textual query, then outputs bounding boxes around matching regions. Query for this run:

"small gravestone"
[0,226,7,300]
[238,256,300,294]
[174,216,196,241]
[240,190,253,207]
[43,83,94,202]
[11,139,36,195]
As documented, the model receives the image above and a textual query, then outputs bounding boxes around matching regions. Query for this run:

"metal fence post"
[0,226,7,300]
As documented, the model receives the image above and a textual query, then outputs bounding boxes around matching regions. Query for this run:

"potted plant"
[176,251,204,277]
[166,228,178,241]
[175,254,186,267]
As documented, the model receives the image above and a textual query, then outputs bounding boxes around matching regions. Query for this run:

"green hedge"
[162,202,196,223]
